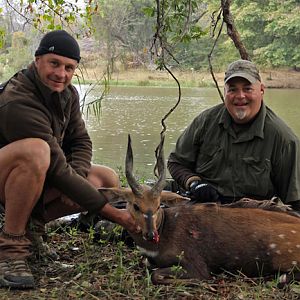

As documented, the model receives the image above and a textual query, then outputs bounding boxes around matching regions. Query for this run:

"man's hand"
[117,209,141,233]
[189,181,219,203]
[100,203,140,233]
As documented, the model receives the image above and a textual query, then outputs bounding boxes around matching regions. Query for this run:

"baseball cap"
[224,59,261,84]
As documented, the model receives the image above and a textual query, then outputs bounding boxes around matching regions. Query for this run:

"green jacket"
[168,102,300,204]
[0,63,107,211]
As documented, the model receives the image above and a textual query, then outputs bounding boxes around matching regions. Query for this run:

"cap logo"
[48,46,55,52]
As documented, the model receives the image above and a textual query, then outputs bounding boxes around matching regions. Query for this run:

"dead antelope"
[98,135,300,285]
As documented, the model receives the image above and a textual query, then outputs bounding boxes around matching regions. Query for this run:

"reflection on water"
[76,85,300,179]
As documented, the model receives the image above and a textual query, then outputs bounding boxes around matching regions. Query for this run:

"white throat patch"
[137,246,159,258]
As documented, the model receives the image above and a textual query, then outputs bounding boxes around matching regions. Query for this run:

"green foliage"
[170,251,186,276]
[147,0,209,67]
[0,27,5,49]
[0,0,98,37]
[142,6,156,18]
[0,31,33,80]
[26,0,82,32]
[1,0,299,74]
[231,0,300,67]
[148,0,300,69]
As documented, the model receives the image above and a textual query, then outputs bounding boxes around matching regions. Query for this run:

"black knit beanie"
[35,30,81,62]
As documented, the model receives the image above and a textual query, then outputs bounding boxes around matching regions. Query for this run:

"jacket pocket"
[195,143,223,177]
[239,156,271,196]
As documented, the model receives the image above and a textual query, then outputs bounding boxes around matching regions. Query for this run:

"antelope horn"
[151,135,166,197]
[125,134,143,197]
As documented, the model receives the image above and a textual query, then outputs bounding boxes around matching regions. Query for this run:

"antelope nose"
[146,231,155,241]
[146,231,160,243]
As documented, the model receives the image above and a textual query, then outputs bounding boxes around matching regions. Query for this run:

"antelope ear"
[98,187,133,206]
[160,191,190,207]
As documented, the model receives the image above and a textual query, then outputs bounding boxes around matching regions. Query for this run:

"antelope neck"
[156,207,165,236]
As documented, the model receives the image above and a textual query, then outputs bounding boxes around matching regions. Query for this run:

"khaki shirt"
[168,102,300,204]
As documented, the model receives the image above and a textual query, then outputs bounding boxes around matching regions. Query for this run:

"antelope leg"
[277,271,300,288]
[151,259,210,285]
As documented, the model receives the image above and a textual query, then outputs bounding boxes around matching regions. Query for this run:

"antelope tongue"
[152,231,160,243]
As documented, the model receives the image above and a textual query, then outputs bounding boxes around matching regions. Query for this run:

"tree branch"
[221,0,250,60]
[208,10,225,103]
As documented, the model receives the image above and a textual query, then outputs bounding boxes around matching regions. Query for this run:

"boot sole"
[0,276,35,289]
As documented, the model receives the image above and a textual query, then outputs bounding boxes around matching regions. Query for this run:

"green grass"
[73,77,215,88]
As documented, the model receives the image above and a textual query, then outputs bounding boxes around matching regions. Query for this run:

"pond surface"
[76,85,300,179]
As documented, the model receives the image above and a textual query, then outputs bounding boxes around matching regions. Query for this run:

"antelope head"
[124,134,166,243]
[98,134,189,243]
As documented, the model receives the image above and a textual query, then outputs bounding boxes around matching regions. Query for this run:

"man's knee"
[88,165,120,188]
[0,138,50,174]
[18,138,50,172]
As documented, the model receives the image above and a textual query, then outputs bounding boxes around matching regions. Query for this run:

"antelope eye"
[133,204,140,211]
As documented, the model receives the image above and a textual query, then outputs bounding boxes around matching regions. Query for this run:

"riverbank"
[81,67,300,89]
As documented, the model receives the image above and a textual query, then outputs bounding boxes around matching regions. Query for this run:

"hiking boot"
[0,230,32,260]
[0,229,35,289]
[0,259,34,289]
[27,218,59,261]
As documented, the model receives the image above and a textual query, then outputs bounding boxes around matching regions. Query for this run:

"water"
[76,85,300,179]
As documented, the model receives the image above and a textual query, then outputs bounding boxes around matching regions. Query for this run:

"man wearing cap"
[168,59,300,209]
[0,30,138,289]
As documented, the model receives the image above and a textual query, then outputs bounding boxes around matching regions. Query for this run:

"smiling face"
[224,77,265,124]
[35,53,78,93]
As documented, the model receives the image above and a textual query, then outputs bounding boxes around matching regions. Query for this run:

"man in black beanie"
[0,30,139,289]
